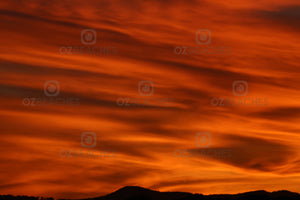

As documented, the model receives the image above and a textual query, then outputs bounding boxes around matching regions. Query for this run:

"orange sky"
[0,0,300,199]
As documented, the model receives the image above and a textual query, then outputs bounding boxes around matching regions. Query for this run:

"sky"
[0,0,300,199]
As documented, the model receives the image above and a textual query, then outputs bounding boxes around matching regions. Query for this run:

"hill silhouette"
[1,186,300,200]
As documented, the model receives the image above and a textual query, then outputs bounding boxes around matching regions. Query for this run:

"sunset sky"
[0,0,300,199]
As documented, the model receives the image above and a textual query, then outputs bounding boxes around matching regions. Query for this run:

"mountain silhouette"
[91,186,193,200]
[1,186,300,200]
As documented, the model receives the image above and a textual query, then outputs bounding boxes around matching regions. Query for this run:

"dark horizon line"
[1,186,300,200]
